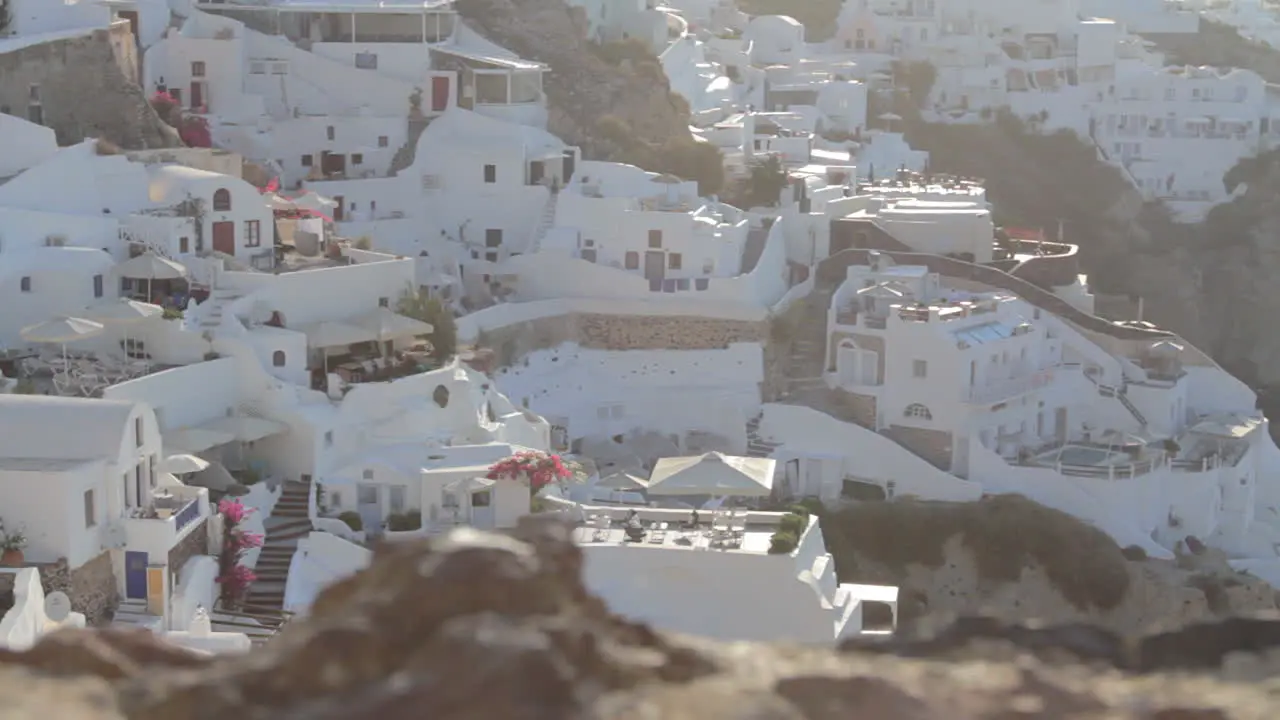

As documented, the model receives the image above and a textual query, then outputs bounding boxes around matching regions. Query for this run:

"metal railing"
[174,498,202,534]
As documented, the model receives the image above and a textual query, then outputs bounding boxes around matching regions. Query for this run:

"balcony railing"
[173,498,202,534]
[965,368,1054,404]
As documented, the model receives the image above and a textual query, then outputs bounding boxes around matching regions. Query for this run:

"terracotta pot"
[1,549,24,567]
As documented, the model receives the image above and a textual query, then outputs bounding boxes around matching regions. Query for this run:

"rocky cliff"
[7,518,1280,719]
[453,0,692,159]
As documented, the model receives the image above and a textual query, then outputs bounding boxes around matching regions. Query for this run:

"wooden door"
[431,75,450,112]
[333,195,345,221]
[529,160,544,185]
[211,221,235,255]
[190,82,204,109]
[644,250,665,283]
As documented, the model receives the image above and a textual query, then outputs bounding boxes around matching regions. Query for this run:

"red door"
[431,76,450,112]
[190,82,204,110]
[211,221,235,255]
[333,196,345,222]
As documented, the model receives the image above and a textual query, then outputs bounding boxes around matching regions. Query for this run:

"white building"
[0,395,212,620]
[575,504,898,643]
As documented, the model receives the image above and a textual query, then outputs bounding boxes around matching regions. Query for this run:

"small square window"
[28,84,40,102]
[326,126,335,141]
[19,276,31,293]
[250,62,266,75]
[191,61,206,77]
[179,236,190,253]
[668,252,682,270]
[301,154,313,167]
[352,153,364,165]
[324,430,334,447]
[379,297,390,307]
[485,229,502,247]
[648,229,662,248]
[913,359,928,378]
[378,135,389,147]
[483,164,497,183]
[625,251,639,269]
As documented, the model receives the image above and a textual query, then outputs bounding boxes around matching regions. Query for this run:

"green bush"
[386,511,422,532]
[769,531,798,555]
[778,512,807,536]
[338,511,363,532]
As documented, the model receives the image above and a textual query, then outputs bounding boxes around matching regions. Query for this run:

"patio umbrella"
[83,299,163,362]
[353,307,433,353]
[20,316,106,366]
[646,452,776,498]
[204,415,288,443]
[114,253,187,303]
[162,453,210,474]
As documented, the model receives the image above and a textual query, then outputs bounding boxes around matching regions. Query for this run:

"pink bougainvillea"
[179,115,212,148]
[216,500,259,607]
[486,451,572,491]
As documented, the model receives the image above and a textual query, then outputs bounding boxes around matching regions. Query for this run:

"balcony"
[121,487,209,559]
[964,368,1055,405]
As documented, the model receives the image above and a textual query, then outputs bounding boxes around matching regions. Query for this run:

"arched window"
[904,403,932,420]
[272,350,286,367]
[212,188,232,212]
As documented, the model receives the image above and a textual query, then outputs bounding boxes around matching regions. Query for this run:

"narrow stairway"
[782,287,835,403]
[526,194,558,254]
[746,413,780,458]
[243,478,313,612]
[111,598,164,632]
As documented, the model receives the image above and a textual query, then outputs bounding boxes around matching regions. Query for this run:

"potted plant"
[1,527,27,566]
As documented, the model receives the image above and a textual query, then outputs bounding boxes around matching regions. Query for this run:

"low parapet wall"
[816,248,1174,342]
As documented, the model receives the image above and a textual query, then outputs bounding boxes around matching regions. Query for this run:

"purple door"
[125,551,148,599]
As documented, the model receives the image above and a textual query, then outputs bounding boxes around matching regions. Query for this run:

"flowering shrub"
[486,451,572,491]
[180,115,212,148]
[150,90,177,118]
[215,499,259,607]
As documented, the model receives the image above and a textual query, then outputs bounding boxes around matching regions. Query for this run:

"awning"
[114,253,187,280]
[203,416,288,443]
[164,427,236,454]
[646,452,775,497]
[300,320,378,348]
[162,454,210,474]
[353,307,434,341]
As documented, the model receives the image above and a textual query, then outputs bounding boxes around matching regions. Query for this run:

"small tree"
[743,154,788,207]
[396,284,456,360]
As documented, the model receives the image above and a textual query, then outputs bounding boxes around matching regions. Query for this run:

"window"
[272,350,286,367]
[913,359,927,378]
[362,469,374,480]
[28,84,40,102]
[581,248,597,263]
[378,135,389,148]
[668,252,682,270]
[648,229,662,248]
[27,105,42,125]
[904,403,933,420]
[212,188,232,211]
[179,236,190,253]
[330,491,343,508]
[191,61,206,77]
[354,52,378,70]
[19,276,30,293]
[244,219,261,247]
[83,489,96,528]
[483,164,497,183]
[326,125,335,141]
[324,430,334,447]
[352,153,364,165]
[249,61,266,75]
[389,485,406,512]
[485,228,502,247]
[471,490,492,507]
[301,154,313,167]
[93,274,103,298]
[625,251,639,270]
[271,62,288,75]
[135,416,144,447]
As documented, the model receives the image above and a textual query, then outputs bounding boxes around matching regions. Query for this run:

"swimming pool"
[1038,445,1131,467]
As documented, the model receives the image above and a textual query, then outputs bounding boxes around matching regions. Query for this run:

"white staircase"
[193,288,245,332]
[112,599,164,632]
[527,194,558,254]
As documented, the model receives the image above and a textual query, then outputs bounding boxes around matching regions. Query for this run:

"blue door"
[124,551,148,599]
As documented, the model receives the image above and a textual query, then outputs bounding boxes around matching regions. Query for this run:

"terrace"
[574,507,801,555]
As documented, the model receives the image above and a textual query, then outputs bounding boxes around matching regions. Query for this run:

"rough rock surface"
[6,518,1280,718]
[851,535,1278,634]
[453,0,691,159]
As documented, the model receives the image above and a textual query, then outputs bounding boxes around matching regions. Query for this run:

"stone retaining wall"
[167,519,210,585]
[39,552,118,626]
[0,21,180,149]
[480,312,767,367]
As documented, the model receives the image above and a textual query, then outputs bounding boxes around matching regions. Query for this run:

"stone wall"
[884,424,953,471]
[481,313,767,367]
[167,519,210,583]
[0,21,180,149]
[833,389,877,428]
[38,552,118,626]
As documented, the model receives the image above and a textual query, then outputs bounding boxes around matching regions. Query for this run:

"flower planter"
[1,549,24,567]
